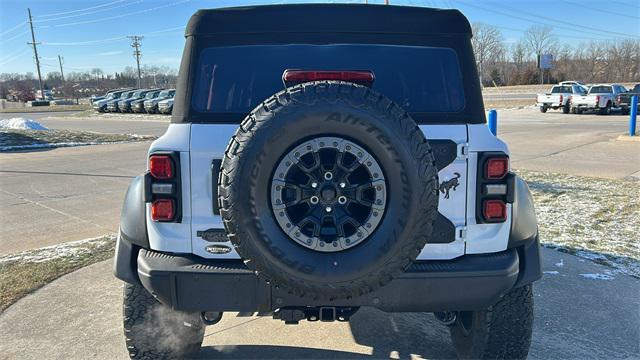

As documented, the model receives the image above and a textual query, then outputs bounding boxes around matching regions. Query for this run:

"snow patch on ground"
[0,234,116,264]
[0,118,48,130]
[580,273,614,280]
[543,271,559,275]
[520,169,640,278]
[0,140,145,152]
[555,259,564,267]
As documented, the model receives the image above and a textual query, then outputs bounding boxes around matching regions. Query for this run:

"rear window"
[589,86,612,94]
[551,86,572,93]
[192,44,465,115]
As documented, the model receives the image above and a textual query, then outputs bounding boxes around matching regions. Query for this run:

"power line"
[490,24,609,41]
[40,26,184,46]
[43,35,128,46]
[453,1,638,40]
[0,48,30,66]
[37,0,127,18]
[33,0,144,23]
[498,3,639,38]
[0,30,30,44]
[27,8,45,101]
[561,0,639,19]
[0,21,26,37]
[43,0,191,28]
[128,35,144,88]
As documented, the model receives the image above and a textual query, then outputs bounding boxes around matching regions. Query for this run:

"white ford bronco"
[113,4,541,359]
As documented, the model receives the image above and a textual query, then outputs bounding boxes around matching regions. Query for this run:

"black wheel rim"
[270,136,387,252]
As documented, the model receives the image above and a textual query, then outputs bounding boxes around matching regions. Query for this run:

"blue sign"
[540,54,554,69]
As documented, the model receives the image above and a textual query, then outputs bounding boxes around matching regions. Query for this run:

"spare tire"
[219,81,439,299]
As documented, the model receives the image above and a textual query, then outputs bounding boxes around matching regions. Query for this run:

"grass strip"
[0,235,115,312]
[0,105,90,113]
[518,169,640,278]
[0,129,155,151]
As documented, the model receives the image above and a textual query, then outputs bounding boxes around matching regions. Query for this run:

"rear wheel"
[123,283,205,359]
[599,102,611,115]
[539,106,547,113]
[562,102,571,114]
[449,285,534,360]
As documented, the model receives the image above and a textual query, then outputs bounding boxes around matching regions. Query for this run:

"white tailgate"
[190,124,468,260]
[416,125,468,260]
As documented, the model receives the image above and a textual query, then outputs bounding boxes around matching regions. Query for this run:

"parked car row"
[91,88,175,114]
[536,82,639,115]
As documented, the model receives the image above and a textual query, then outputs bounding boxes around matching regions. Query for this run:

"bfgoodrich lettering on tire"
[218,81,439,299]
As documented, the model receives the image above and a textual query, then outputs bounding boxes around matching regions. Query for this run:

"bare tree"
[511,41,527,68]
[575,41,608,82]
[523,25,557,84]
[471,23,504,86]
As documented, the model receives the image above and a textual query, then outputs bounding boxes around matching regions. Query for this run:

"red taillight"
[596,95,600,104]
[617,95,621,103]
[483,200,506,221]
[149,155,173,179]
[485,157,509,179]
[151,199,175,221]
[559,95,563,104]
[283,70,375,84]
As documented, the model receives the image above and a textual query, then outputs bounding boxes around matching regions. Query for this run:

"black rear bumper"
[131,236,540,313]
[115,173,541,313]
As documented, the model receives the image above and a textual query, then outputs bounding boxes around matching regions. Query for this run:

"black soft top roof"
[186,4,471,37]
[173,3,485,125]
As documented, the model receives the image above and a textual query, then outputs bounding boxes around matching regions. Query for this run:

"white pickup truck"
[536,84,587,114]
[571,84,627,115]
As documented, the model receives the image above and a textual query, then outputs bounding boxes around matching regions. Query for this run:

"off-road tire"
[218,81,439,300]
[449,285,534,360]
[562,102,571,114]
[539,106,547,113]
[123,283,205,359]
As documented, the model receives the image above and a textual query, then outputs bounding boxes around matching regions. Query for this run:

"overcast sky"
[1,0,638,76]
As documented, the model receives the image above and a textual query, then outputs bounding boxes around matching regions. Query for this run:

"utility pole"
[127,35,143,88]
[27,8,45,100]
[58,55,65,82]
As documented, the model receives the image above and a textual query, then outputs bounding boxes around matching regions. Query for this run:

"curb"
[616,135,640,142]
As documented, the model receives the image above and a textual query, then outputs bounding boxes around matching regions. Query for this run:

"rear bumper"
[537,102,562,107]
[574,103,599,109]
[114,174,541,313]
[127,236,540,313]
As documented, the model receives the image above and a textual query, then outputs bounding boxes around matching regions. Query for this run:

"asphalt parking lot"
[0,247,637,359]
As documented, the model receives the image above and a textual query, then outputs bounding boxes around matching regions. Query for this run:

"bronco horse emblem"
[439,172,461,199]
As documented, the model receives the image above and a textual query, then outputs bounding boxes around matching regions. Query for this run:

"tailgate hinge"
[455,226,467,241]
[457,143,469,160]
